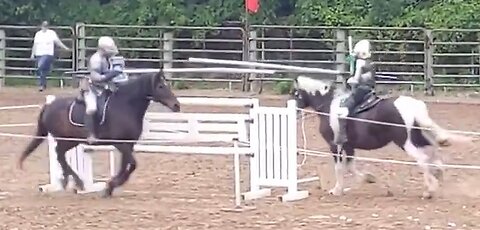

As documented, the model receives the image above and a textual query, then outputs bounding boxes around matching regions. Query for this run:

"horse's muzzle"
[171,103,180,112]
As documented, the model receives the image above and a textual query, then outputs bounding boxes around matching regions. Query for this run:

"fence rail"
[0,23,479,93]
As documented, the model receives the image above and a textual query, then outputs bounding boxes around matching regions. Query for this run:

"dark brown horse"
[292,75,472,199]
[18,71,180,197]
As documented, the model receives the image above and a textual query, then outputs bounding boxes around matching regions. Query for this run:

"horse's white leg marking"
[425,146,445,182]
[394,97,439,198]
[329,160,345,196]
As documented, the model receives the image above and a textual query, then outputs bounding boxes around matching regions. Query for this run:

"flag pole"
[244,0,250,33]
[243,0,250,91]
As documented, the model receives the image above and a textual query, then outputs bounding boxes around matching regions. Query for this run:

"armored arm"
[347,59,365,85]
[88,55,122,83]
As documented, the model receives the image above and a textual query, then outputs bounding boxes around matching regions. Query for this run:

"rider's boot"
[84,113,97,144]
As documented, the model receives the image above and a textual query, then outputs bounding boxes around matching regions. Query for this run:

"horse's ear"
[155,66,164,80]
[158,66,163,77]
[293,76,299,88]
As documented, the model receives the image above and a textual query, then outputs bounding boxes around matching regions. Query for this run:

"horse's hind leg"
[103,143,136,198]
[55,141,85,191]
[404,141,439,199]
[344,146,376,184]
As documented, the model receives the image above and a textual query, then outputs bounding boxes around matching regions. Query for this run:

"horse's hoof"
[76,183,85,191]
[432,168,444,182]
[385,190,394,197]
[437,139,451,147]
[328,188,344,196]
[60,178,69,190]
[102,186,113,198]
[75,180,85,191]
[363,173,377,184]
[422,191,434,200]
[101,192,112,198]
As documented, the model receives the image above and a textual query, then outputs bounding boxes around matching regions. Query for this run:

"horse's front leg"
[103,143,136,198]
[56,141,85,191]
[328,145,346,196]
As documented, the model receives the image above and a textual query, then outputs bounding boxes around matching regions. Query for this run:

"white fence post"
[0,29,5,87]
[75,23,86,70]
[163,32,174,79]
[248,30,258,92]
[335,29,347,82]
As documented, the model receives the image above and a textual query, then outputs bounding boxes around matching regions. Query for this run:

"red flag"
[245,0,259,14]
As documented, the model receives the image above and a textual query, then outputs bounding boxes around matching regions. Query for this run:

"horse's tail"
[413,100,473,147]
[18,103,49,169]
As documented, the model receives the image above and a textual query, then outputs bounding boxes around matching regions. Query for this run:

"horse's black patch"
[353,92,383,114]
[68,96,111,127]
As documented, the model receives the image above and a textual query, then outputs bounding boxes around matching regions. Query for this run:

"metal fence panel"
[345,27,426,86]
[2,23,480,91]
[431,29,480,87]
[250,25,427,86]
[78,24,246,84]
[0,25,75,86]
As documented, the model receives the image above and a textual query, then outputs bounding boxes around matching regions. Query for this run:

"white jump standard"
[40,95,318,204]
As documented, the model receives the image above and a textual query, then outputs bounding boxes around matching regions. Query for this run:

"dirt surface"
[0,87,480,230]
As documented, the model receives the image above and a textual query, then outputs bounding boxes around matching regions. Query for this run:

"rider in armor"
[335,39,376,145]
[84,36,123,144]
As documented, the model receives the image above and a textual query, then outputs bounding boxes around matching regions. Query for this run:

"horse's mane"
[116,72,157,95]
[295,75,350,99]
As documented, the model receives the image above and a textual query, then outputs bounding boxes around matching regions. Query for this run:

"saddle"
[352,91,383,114]
[69,94,111,127]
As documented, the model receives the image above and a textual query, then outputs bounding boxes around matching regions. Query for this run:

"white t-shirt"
[33,29,59,56]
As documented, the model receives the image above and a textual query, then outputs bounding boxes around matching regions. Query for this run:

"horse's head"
[291,75,335,111]
[148,70,180,112]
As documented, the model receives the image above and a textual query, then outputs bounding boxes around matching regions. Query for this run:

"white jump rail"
[40,95,318,206]
[188,57,341,75]
[65,67,276,75]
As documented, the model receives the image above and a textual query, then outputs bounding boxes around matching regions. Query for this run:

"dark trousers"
[35,55,54,87]
[343,85,374,113]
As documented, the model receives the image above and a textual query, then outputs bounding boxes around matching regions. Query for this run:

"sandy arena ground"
[0,87,479,230]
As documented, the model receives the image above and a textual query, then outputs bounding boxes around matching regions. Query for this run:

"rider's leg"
[335,86,374,145]
[335,96,354,145]
[84,90,98,144]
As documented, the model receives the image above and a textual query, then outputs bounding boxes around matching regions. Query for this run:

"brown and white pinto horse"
[292,75,473,199]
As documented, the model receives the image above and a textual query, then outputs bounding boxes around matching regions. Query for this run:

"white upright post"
[74,145,106,194]
[38,95,65,192]
[242,99,271,201]
[280,100,309,202]
[38,134,65,192]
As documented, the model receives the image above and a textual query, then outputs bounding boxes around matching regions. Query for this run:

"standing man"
[31,21,70,91]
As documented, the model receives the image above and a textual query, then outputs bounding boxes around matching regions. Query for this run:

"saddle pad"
[69,97,111,127]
